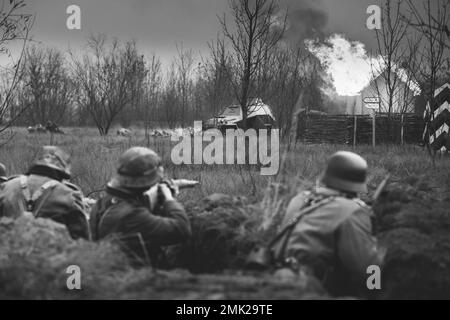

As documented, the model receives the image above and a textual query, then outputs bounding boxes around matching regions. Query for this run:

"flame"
[307,34,382,96]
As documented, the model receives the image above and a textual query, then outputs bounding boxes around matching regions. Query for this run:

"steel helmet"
[319,151,368,193]
[108,147,163,190]
[31,146,72,180]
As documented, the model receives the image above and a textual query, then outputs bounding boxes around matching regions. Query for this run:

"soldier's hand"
[158,183,174,203]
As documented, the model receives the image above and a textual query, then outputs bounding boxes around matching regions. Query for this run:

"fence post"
[353,115,357,148]
[401,114,404,145]
[372,111,376,148]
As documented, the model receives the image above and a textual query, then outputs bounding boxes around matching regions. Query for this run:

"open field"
[1,127,450,299]
[4,127,449,201]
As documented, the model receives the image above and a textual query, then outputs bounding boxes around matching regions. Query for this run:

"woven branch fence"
[297,113,424,145]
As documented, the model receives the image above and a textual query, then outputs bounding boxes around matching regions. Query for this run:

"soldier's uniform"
[0,163,8,183]
[89,147,191,267]
[0,146,90,240]
[270,151,383,296]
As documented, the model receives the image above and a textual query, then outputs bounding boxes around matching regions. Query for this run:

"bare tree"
[19,46,73,125]
[124,53,146,127]
[372,0,410,116]
[161,62,179,128]
[143,54,162,143]
[203,37,234,117]
[0,0,33,133]
[406,0,450,51]
[263,45,319,137]
[175,44,194,127]
[218,0,286,128]
[71,35,143,135]
[399,35,424,115]
[404,0,449,154]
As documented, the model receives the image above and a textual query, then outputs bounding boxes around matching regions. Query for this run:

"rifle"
[163,179,201,194]
[372,174,390,203]
[145,179,200,211]
[83,179,200,214]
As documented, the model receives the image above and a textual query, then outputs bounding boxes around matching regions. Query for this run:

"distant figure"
[0,163,7,183]
[269,151,384,297]
[117,128,132,137]
[28,124,47,134]
[36,124,47,133]
[89,147,191,267]
[0,146,90,240]
[151,129,164,137]
[45,121,64,134]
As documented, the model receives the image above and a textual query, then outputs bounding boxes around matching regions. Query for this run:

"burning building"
[308,34,421,115]
[338,68,422,115]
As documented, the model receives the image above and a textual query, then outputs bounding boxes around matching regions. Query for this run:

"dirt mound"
[374,181,450,299]
[378,228,450,299]
[4,182,448,300]
[167,194,264,273]
[116,270,326,300]
[0,214,325,299]
[0,216,128,299]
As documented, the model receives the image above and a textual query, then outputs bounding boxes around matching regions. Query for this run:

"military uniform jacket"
[89,188,191,265]
[0,174,90,240]
[271,187,381,294]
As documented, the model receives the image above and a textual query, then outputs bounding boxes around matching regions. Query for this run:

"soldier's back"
[0,174,89,239]
[89,194,136,241]
[274,189,372,271]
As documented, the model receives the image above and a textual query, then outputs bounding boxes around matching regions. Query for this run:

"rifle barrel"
[373,174,390,202]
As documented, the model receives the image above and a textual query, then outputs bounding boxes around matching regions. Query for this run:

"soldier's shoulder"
[61,181,83,192]
[351,198,371,210]
[1,175,24,188]
[331,196,371,212]
[93,196,136,219]
[287,191,313,209]
[5,175,20,182]
[96,195,130,210]
[3,174,22,182]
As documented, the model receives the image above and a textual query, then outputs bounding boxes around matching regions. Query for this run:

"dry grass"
[3,126,449,202]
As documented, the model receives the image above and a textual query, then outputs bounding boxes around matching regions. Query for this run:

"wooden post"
[363,96,380,148]
[401,114,404,145]
[372,110,376,148]
[353,115,357,148]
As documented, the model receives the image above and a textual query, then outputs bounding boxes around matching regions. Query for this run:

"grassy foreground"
[0,127,449,299]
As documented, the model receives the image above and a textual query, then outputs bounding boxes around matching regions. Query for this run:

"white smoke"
[307,34,383,96]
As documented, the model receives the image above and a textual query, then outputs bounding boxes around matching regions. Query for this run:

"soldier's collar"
[106,185,146,202]
[314,186,343,197]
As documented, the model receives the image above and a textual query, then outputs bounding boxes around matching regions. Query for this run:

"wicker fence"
[297,113,425,145]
